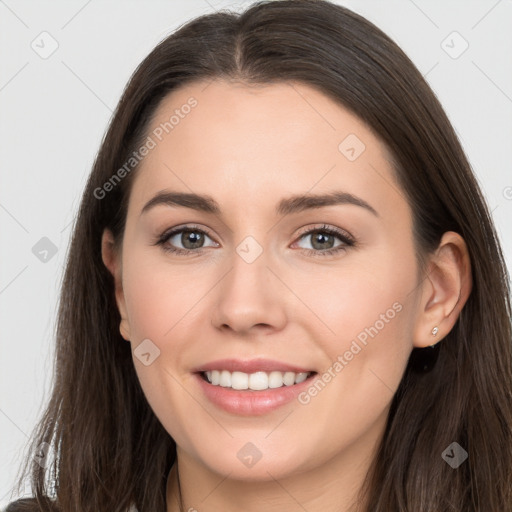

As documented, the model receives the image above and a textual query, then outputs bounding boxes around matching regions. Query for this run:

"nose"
[210,244,288,336]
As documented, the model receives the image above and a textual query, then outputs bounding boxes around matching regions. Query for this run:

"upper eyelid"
[161,224,216,240]
[295,224,353,241]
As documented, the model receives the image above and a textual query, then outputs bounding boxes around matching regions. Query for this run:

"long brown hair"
[7,1,512,510]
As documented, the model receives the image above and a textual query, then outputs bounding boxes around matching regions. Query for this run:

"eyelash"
[153,223,355,258]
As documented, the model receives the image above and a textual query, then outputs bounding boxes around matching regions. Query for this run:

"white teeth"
[232,371,248,390]
[283,372,295,386]
[203,370,311,390]
[268,371,285,388]
[211,370,220,385]
[249,371,268,390]
[219,370,231,387]
[294,371,309,384]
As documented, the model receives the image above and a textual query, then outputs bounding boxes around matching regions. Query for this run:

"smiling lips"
[192,358,318,415]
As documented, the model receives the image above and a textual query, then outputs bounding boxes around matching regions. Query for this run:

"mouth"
[191,358,319,415]
[194,369,318,415]
[198,369,317,391]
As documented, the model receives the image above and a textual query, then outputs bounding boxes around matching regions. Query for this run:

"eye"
[293,224,355,257]
[154,223,355,258]
[154,224,218,256]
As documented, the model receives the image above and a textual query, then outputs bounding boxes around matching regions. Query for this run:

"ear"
[413,231,472,348]
[101,228,131,341]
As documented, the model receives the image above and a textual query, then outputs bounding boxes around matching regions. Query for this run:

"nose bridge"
[211,232,287,333]
[224,233,272,302]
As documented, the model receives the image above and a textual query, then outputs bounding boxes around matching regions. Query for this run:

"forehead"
[128,79,408,224]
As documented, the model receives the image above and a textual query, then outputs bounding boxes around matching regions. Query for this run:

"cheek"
[290,246,415,349]
[290,246,416,404]
[121,247,210,341]
[289,271,414,467]
[121,249,199,442]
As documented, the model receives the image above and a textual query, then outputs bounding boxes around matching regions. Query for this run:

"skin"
[101,79,472,512]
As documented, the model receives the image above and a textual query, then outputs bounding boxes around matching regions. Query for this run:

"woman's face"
[104,79,427,482]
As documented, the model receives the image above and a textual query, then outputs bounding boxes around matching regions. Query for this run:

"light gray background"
[1,0,511,506]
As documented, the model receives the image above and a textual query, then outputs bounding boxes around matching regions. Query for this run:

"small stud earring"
[410,328,441,372]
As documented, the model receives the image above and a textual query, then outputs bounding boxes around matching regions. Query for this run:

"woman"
[5,0,512,511]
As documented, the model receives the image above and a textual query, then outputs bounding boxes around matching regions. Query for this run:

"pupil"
[312,232,333,250]
[183,231,204,249]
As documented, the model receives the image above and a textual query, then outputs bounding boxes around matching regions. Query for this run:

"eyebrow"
[140,190,379,217]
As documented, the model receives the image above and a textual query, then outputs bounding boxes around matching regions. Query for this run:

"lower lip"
[194,372,318,416]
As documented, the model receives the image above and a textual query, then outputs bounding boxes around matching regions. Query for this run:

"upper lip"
[192,358,315,374]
